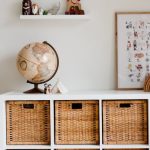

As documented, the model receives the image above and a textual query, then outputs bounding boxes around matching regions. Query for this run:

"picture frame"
[116,12,150,90]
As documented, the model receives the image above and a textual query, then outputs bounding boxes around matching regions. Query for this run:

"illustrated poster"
[117,13,150,89]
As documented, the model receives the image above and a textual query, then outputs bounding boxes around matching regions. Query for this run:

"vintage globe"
[16,41,59,93]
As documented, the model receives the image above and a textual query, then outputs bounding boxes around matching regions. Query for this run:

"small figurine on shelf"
[39,8,44,15]
[51,79,68,94]
[44,83,51,94]
[43,10,49,15]
[32,3,39,15]
[48,1,61,15]
[22,0,32,15]
[65,0,84,15]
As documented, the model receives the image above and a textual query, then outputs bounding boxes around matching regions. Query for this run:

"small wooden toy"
[32,3,39,15]
[44,83,51,94]
[65,0,84,15]
[22,0,32,15]
[144,74,150,92]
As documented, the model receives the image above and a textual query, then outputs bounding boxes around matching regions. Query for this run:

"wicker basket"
[55,100,99,145]
[56,149,98,150]
[104,149,148,150]
[103,100,148,144]
[6,100,50,145]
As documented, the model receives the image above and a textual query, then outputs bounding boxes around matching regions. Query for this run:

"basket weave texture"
[104,149,148,150]
[55,100,99,144]
[103,100,148,144]
[6,100,50,145]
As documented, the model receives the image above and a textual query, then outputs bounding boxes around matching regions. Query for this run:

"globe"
[16,41,59,93]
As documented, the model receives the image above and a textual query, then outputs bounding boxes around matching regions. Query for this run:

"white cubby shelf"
[20,15,90,20]
[1,90,150,150]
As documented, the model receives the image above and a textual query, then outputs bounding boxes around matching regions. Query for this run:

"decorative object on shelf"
[116,12,150,89]
[39,8,44,15]
[144,74,150,91]
[32,3,39,15]
[22,0,61,16]
[65,0,84,15]
[43,10,49,15]
[16,41,59,93]
[22,0,32,15]
[44,83,51,94]
[48,1,61,15]
[51,79,68,94]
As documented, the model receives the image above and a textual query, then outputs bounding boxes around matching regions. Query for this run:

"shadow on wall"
[0,55,23,93]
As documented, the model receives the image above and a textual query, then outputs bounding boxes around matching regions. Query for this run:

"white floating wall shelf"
[20,15,90,20]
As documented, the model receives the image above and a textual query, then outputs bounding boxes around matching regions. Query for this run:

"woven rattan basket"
[55,100,99,144]
[56,149,98,150]
[6,100,50,145]
[103,100,148,144]
[104,149,148,150]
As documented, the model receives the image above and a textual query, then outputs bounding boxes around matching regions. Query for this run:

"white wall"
[1,0,150,93]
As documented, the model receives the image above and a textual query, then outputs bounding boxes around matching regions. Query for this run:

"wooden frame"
[116,12,150,90]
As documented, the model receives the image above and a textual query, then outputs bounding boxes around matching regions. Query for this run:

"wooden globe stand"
[144,74,150,92]
[24,81,44,93]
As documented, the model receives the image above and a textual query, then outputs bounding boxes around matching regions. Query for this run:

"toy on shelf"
[32,4,39,15]
[22,0,32,15]
[39,8,44,15]
[65,0,84,15]
[44,83,51,94]
[48,1,60,15]
[144,74,150,92]
[51,79,68,94]
[22,0,61,15]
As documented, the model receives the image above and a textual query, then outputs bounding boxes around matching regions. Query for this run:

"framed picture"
[116,12,150,89]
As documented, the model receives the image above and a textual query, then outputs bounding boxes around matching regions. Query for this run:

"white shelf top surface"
[20,15,90,20]
[5,144,149,149]
[5,145,51,149]
[2,90,150,100]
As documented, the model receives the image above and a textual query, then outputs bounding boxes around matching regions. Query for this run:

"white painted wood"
[0,97,6,150]
[99,99,102,146]
[1,90,150,149]
[51,99,55,146]
[5,145,51,149]
[20,15,90,20]
[3,90,150,100]
[102,144,149,149]
[53,145,100,149]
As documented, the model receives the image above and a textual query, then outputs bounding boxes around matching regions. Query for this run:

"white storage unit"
[1,90,150,150]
